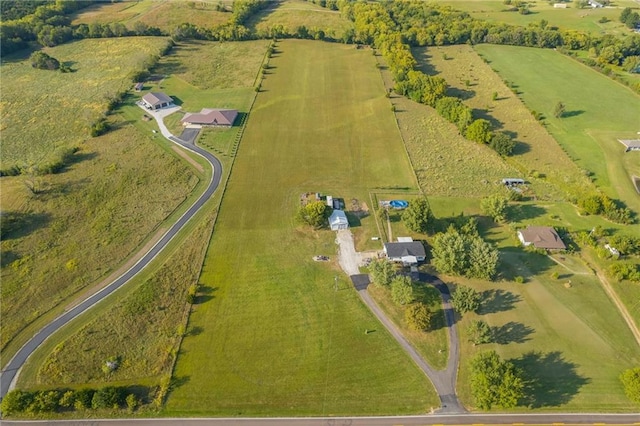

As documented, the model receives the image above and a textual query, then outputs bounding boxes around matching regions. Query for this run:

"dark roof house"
[141,92,174,110]
[384,241,426,264]
[517,226,566,250]
[181,108,238,127]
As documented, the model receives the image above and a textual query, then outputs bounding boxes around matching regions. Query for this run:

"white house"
[383,240,426,265]
[329,210,349,230]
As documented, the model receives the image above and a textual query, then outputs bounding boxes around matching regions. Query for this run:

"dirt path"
[595,269,640,347]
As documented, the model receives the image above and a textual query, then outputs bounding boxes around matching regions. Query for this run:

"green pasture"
[414,44,594,201]
[1,37,170,165]
[474,44,640,215]
[71,0,231,32]
[166,39,436,416]
[376,56,518,198]
[18,207,217,390]
[246,0,353,38]
[439,0,636,35]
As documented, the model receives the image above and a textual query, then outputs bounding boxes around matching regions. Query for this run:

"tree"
[553,101,566,118]
[431,227,469,276]
[401,197,433,233]
[405,302,432,330]
[30,51,60,70]
[470,350,524,410]
[467,319,492,345]
[481,194,509,223]
[369,258,395,287]
[620,367,640,404]
[451,285,481,314]
[489,132,516,156]
[468,238,499,280]
[465,119,493,144]
[297,201,329,228]
[0,390,33,415]
[391,275,414,305]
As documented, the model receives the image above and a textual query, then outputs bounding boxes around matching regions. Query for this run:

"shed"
[141,92,174,110]
[502,178,525,186]
[618,139,640,152]
[134,82,144,92]
[329,210,349,230]
[518,226,566,250]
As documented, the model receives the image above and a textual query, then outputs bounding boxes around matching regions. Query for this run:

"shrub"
[405,302,432,330]
[90,117,110,137]
[391,275,414,305]
[451,285,481,314]
[489,132,516,156]
[30,51,60,70]
[91,386,126,410]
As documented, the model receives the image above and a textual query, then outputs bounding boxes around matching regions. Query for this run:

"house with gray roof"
[181,108,238,127]
[384,239,426,265]
[141,92,174,110]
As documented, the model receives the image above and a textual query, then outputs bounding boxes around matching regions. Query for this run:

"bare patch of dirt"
[172,146,204,173]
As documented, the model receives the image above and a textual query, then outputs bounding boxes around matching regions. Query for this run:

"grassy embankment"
[15,40,270,394]
[166,39,440,416]
[71,0,231,33]
[377,46,640,411]
[1,38,205,367]
[245,0,353,39]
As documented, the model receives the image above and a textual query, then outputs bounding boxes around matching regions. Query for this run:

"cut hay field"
[474,44,640,215]
[71,0,231,32]
[0,38,204,365]
[246,0,353,39]
[165,39,436,416]
[413,44,595,201]
[1,37,170,166]
[439,0,636,35]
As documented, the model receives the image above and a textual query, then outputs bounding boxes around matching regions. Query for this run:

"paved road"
[3,413,640,426]
[0,107,223,398]
[335,231,464,413]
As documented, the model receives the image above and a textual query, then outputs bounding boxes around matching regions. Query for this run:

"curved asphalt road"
[0,115,222,399]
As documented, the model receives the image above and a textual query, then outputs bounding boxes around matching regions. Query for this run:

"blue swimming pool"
[389,200,408,209]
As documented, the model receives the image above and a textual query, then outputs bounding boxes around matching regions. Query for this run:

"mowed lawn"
[475,44,640,215]
[166,40,436,416]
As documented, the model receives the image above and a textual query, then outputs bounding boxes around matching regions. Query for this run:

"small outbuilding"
[181,108,238,127]
[141,92,174,110]
[518,226,566,250]
[134,82,144,92]
[618,139,640,152]
[384,240,426,265]
[329,210,349,231]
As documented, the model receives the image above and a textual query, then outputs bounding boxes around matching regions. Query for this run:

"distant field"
[71,0,231,32]
[474,44,640,215]
[0,37,170,165]
[439,0,636,35]
[166,40,436,416]
[414,44,595,201]
[247,0,353,38]
[376,55,518,198]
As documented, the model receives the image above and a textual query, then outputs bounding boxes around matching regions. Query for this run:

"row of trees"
[577,193,634,224]
[0,386,143,416]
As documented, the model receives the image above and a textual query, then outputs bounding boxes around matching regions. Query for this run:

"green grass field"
[413,44,595,201]
[10,39,268,394]
[165,39,437,416]
[1,37,170,165]
[474,44,640,215]
[246,0,353,39]
[423,196,640,411]
[71,0,231,33]
[439,0,637,35]
[375,54,519,198]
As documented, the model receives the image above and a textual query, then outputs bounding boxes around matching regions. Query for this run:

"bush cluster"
[577,193,634,224]
[609,262,640,282]
[1,386,143,416]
